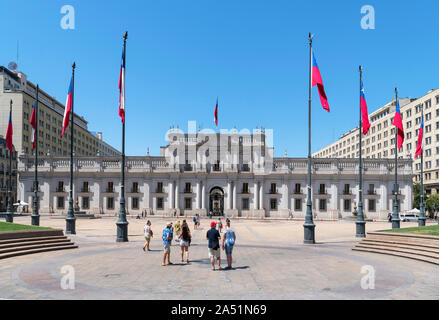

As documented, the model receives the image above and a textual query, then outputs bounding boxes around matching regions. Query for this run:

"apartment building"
[313,88,439,194]
[0,66,118,157]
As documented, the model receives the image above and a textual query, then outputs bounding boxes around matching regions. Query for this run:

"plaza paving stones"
[0,216,438,299]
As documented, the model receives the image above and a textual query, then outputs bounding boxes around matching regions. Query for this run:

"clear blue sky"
[0,0,437,156]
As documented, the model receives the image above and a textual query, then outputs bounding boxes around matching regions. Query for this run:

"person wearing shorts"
[178,221,191,263]
[206,221,221,270]
[143,220,153,252]
[222,219,236,269]
[162,224,173,266]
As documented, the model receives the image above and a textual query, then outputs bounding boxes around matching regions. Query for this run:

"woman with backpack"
[222,219,236,270]
[178,221,191,263]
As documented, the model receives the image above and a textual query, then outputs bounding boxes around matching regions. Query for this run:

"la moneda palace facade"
[17,127,413,220]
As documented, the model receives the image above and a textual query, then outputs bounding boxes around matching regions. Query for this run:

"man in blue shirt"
[162,223,173,266]
[206,221,221,271]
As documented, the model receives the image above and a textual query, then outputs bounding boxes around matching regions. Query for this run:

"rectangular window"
[242,183,249,194]
[132,182,139,193]
[57,196,65,209]
[82,181,89,192]
[344,184,350,195]
[107,181,113,193]
[157,182,163,193]
[368,199,376,212]
[270,183,277,194]
[294,199,302,211]
[157,197,164,210]
[319,199,327,211]
[369,184,375,194]
[57,181,64,192]
[82,197,89,209]
[343,199,351,212]
[270,199,277,210]
[107,197,114,210]
[319,184,326,194]
[185,182,191,193]
[184,198,192,210]
[132,197,139,210]
[242,198,249,210]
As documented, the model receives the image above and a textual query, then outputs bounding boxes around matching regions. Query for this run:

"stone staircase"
[0,229,78,260]
[353,231,439,265]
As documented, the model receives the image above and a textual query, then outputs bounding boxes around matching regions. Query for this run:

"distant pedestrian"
[143,220,153,252]
[193,215,198,230]
[197,214,201,228]
[387,212,392,222]
[179,221,191,263]
[217,217,223,233]
[206,221,221,271]
[222,219,236,269]
[162,223,173,266]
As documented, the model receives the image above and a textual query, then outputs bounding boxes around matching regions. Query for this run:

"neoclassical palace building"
[17,127,413,220]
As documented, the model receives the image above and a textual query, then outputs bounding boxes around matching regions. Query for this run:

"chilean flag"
[5,106,13,153]
[30,100,37,149]
[415,114,424,158]
[312,52,330,112]
[360,81,371,135]
[214,98,218,127]
[393,99,404,149]
[61,77,73,138]
[119,47,126,124]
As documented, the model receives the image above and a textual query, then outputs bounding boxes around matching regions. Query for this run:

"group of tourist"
[142,217,236,270]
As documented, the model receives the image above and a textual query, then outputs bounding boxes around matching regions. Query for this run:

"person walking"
[197,214,201,228]
[143,220,153,251]
[193,215,198,230]
[178,220,191,263]
[217,217,223,233]
[206,221,221,271]
[162,223,173,266]
[174,220,181,243]
[222,218,236,269]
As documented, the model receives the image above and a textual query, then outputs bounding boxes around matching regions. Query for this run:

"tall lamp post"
[304,33,316,244]
[116,31,129,242]
[419,104,426,227]
[356,66,366,237]
[66,63,76,234]
[31,85,40,226]
[392,88,401,229]
[5,100,14,223]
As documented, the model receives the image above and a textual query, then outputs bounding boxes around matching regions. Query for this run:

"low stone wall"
[0,229,64,240]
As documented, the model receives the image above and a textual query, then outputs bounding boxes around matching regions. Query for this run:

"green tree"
[413,183,420,209]
[426,194,439,217]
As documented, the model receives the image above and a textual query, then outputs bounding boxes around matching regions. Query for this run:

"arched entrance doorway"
[209,187,224,216]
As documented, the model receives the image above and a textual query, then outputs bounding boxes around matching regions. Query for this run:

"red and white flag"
[214,98,218,127]
[30,100,37,149]
[119,47,126,123]
[61,78,73,138]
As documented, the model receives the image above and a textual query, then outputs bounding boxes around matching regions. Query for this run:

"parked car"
[400,213,419,222]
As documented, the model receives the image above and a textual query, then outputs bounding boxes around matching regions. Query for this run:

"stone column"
[259,182,264,209]
[202,182,206,209]
[168,181,173,209]
[227,181,232,210]
[233,181,237,210]
[283,182,289,209]
[196,181,200,209]
[175,182,179,210]
[153,196,157,212]
[254,182,259,210]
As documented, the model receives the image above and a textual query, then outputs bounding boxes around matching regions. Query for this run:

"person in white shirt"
[143,220,153,252]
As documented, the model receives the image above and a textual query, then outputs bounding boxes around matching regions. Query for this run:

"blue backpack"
[226,230,235,246]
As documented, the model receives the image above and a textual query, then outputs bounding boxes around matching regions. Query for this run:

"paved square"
[0,216,438,299]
